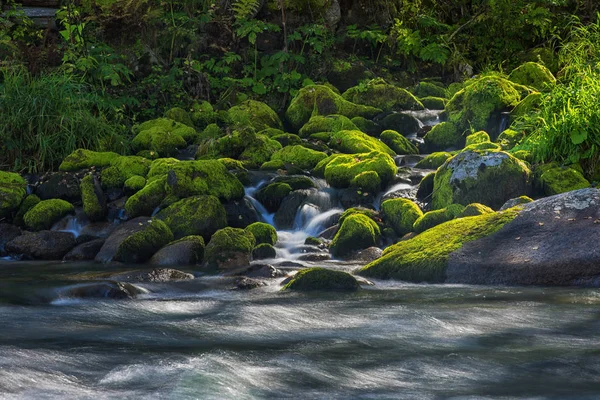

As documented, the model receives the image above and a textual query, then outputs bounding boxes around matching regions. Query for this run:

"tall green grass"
[0,69,127,172]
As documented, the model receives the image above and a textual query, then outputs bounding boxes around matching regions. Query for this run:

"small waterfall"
[52,215,84,238]
[498,111,511,134]
[244,180,275,226]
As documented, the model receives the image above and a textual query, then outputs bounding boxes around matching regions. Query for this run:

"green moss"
[413,204,465,233]
[350,170,381,194]
[132,118,198,156]
[282,267,360,291]
[415,81,447,99]
[508,62,556,91]
[459,203,494,217]
[245,222,277,246]
[447,82,465,98]
[298,115,358,137]
[310,132,332,141]
[136,150,160,160]
[330,214,381,258]
[260,160,286,171]
[147,158,180,179]
[124,175,147,194]
[256,182,293,212]
[381,198,423,236]
[165,107,194,127]
[535,163,591,196]
[125,176,168,218]
[271,145,328,170]
[218,158,247,172]
[343,79,424,112]
[252,243,277,259]
[500,195,533,210]
[271,133,302,147]
[227,100,283,131]
[23,199,74,231]
[338,207,379,226]
[0,171,27,218]
[330,130,395,156]
[80,174,105,222]
[423,122,463,151]
[323,151,397,189]
[191,101,218,128]
[257,128,286,137]
[200,131,282,168]
[13,194,40,227]
[420,96,446,110]
[114,219,174,264]
[198,124,224,141]
[204,227,256,268]
[351,116,381,137]
[380,130,418,155]
[511,149,533,163]
[156,195,227,240]
[272,175,316,190]
[465,131,491,146]
[101,156,151,189]
[462,141,502,152]
[510,92,542,121]
[358,209,520,282]
[285,85,382,131]
[305,236,323,246]
[497,129,525,150]
[415,152,452,169]
[59,149,120,172]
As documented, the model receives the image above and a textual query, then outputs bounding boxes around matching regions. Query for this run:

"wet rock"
[63,239,105,261]
[149,236,205,266]
[63,281,142,299]
[36,172,81,202]
[282,267,360,291]
[500,195,534,210]
[80,222,117,238]
[0,223,21,256]
[239,263,280,278]
[274,190,310,229]
[234,277,267,290]
[340,188,376,209]
[297,253,331,262]
[75,234,98,245]
[252,243,277,260]
[6,231,76,260]
[111,268,194,282]
[203,227,255,271]
[376,112,421,135]
[318,225,339,240]
[346,247,383,263]
[224,198,259,228]
[330,214,380,259]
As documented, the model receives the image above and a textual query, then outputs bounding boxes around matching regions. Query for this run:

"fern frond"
[232,0,261,20]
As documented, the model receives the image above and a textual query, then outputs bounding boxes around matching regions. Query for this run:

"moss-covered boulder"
[191,101,218,128]
[330,214,380,258]
[0,171,27,219]
[204,227,256,271]
[416,172,435,201]
[227,100,283,131]
[432,150,532,210]
[271,145,328,170]
[285,85,382,131]
[150,235,205,266]
[415,81,447,98]
[320,151,397,189]
[298,114,358,137]
[132,118,198,156]
[198,123,224,141]
[462,141,502,153]
[497,129,525,150]
[459,203,494,217]
[165,107,194,127]
[114,219,173,264]
[271,175,316,190]
[342,79,424,112]
[351,116,381,137]
[252,243,277,260]
[510,92,542,121]
[377,112,421,135]
[500,195,534,210]
[155,195,226,240]
[245,222,277,246]
[124,176,168,218]
[282,267,360,291]
[338,207,379,226]
[256,182,293,213]
[465,131,491,146]
[413,204,465,233]
[508,62,556,91]
[59,149,120,172]
[80,174,106,222]
[330,130,395,155]
[381,198,423,236]
[260,160,286,171]
[358,209,519,282]
[198,130,282,168]
[350,171,381,194]
[415,152,452,170]
[124,175,147,195]
[101,156,151,189]
[23,199,75,231]
[420,97,446,110]
[271,133,302,147]
[13,194,40,227]
[535,164,591,196]
[380,130,418,155]
[423,122,463,151]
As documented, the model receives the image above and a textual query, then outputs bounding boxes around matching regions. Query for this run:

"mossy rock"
[350,170,381,194]
[465,131,491,146]
[342,79,424,112]
[535,164,591,196]
[101,156,151,189]
[351,116,381,137]
[124,176,147,195]
[59,149,120,172]
[198,124,224,141]
[218,158,247,172]
[305,236,323,246]
[256,183,293,213]
[338,207,379,226]
[150,235,205,266]
[156,195,227,240]
[462,141,502,153]
[285,85,382,131]
[227,100,283,131]
[330,130,395,156]
[432,150,532,210]
[510,92,542,121]
[415,152,452,169]
[147,158,181,179]
[380,130,418,155]
[271,176,316,190]
[80,174,106,222]
[13,194,40,227]
[381,198,423,236]
[511,149,533,163]
[114,219,174,264]
[309,132,332,142]
[508,62,556,91]
[415,81,447,99]
[330,214,381,258]
[416,172,435,201]
[413,204,465,233]
[459,203,494,217]
[377,112,421,135]
[271,145,328,170]
[132,118,198,156]
[252,243,277,260]
[497,129,525,150]
[282,267,360,291]
[500,195,534,210]
[165,107,194,127]
[420,96,446,110]
[321,151,397,189]
[423,121,463,152]
[245,222,277,246]
[203,227,256,271]
[191,101,218,128]
[0,171,27,219]
[271,133,302,147]
[125,176,168,218]
[298,114,358,137]
[260,160,286,171]
[198,130,282,168]
[358,209,519,282]
[23,199,75,231]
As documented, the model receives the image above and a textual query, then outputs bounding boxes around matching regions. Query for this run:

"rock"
[198,130,282,169]
[203,227,256,271]
[318,225,339,240]
[6,231,76,260]
[0,223,21,256]
[381,198,423,236]
[510,92,542,121]
[330,214,380,259]
[285,85,381,131]
[36,172,81,202]
[347,246,383,263]
[342,79,424,112]
[500,195,534,210]
[535,163,591,196]
[416,172,435,201]
[239,263,279,278]
[80,174,107,221]
[252,243,277,259]
[327,62,371,92]
[271,133,302,147]
[413,204,465,233]
[13,194,40,227]
[508,62,556,91]
[432,150,532,210]
[63,239,105,261]
[376,112,421,135]
[271,145,328,170]
[235,277,267,290]
[350,170,381,194]
[459,203,494,217]
[101,156,151,189]
[0,171,27,219]
[340,187,376,209]
[297,253,331,262]
[63,281,142,299]
[379,130,418,155]
[227,100,283,131]
[298,114,358,137]
[446,189,600,286]
[330,129,395,156]
[58,149,119,172]
[282,267,360,291]
[23,199,75,231]
[95,217,174,263]
[149,236,205,266]
[131,118,197,156]
[465,131,491,146]
[245,222,277,245]
[423,122,462,152]
[351,116,381,137]
[273,190,310,229]
[124,176,168,218]
[324,0,341,27]
[256,182,293,213]
[156,195,227,240]
[111,268,194,282]
[420,97,446,110]
[318,151,397,189]
[497,129,525,150]
[414,81,447,98]
[165,107,194,127]
[224,198,259,228]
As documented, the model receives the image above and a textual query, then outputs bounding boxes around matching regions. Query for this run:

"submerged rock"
[111,268,194,282]
[63,238,105,261]
[6,231,76,260]
[282,267,360,291]
[63,281,142,299]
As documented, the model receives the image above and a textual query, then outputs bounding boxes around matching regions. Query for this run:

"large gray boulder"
[6,231,76,260]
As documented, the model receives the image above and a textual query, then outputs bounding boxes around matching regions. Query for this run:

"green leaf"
[252,82,267,95]
[570,129,587,145]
